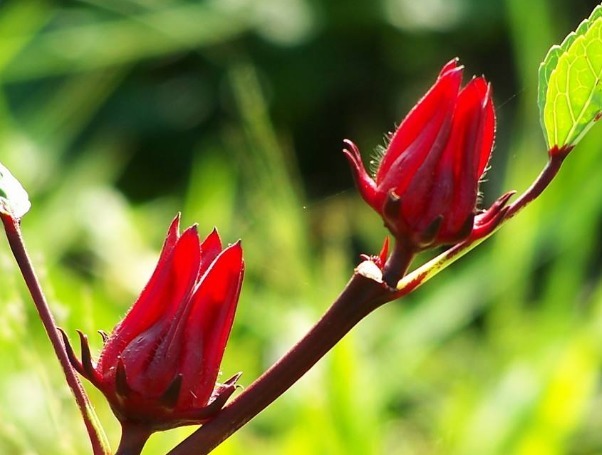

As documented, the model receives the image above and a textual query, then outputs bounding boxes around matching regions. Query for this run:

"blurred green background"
[1,0,602,454]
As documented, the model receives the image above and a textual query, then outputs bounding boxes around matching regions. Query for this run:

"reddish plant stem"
[382,239,416,287]
[389,153,568,295]
[168,152,565,455]
[0,214,110,455]
[506,153,565,218]
[115,423,152,455]
[168,272,398,455]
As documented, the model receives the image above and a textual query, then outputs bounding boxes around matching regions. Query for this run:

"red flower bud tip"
[61,214,245,431]
[344,59,505,251]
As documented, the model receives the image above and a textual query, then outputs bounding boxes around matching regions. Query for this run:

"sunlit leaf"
[0,162,30,219]
[538,3,602,149]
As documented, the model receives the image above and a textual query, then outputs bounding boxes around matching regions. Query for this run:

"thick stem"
[168,273,396,455]
[115,423,152,455]
[0,214,110,455]
[382,239,415,287]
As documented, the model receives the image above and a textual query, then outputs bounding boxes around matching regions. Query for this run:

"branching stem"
[168,272,397,455]
[168,153,567,455]
[115,423,152,455]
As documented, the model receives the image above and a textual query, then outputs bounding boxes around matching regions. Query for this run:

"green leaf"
[0,162,30,219]
[538,3,602,149]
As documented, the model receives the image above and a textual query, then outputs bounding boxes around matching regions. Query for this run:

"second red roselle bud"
[61,215,244,432]
[345,59,510,252]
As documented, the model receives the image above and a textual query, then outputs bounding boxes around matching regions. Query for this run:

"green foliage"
[539,3,602,148]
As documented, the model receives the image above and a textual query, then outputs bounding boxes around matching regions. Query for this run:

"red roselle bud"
[344,59,511,252]
[61,215,244,431]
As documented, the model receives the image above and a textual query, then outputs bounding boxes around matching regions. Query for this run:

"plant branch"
[505,152,565,219]
[164,151,567,454]
[168,272,397,455]
[382,238,415,287]
[115,423,152,455]
[0,213,111,455]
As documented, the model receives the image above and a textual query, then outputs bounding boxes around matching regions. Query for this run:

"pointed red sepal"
[416,215,444,248]
[378,61,463,191]
[222,371,243,387]
[58,328,103,387]
[472,191,515,239]
[199,228,223,277]
[58,327,85,376]
[359,237,390,270]
[343,139,380,210]
[184,372,242,422]
[76,330,103,386]
[179,241,244,408]
[115,358,132,400]
[99,220,202,375]
[377,237,389,267]
[98,330,109,343]
[382,190,402,236]
[160,374,183,409]
[149,372,242,429]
